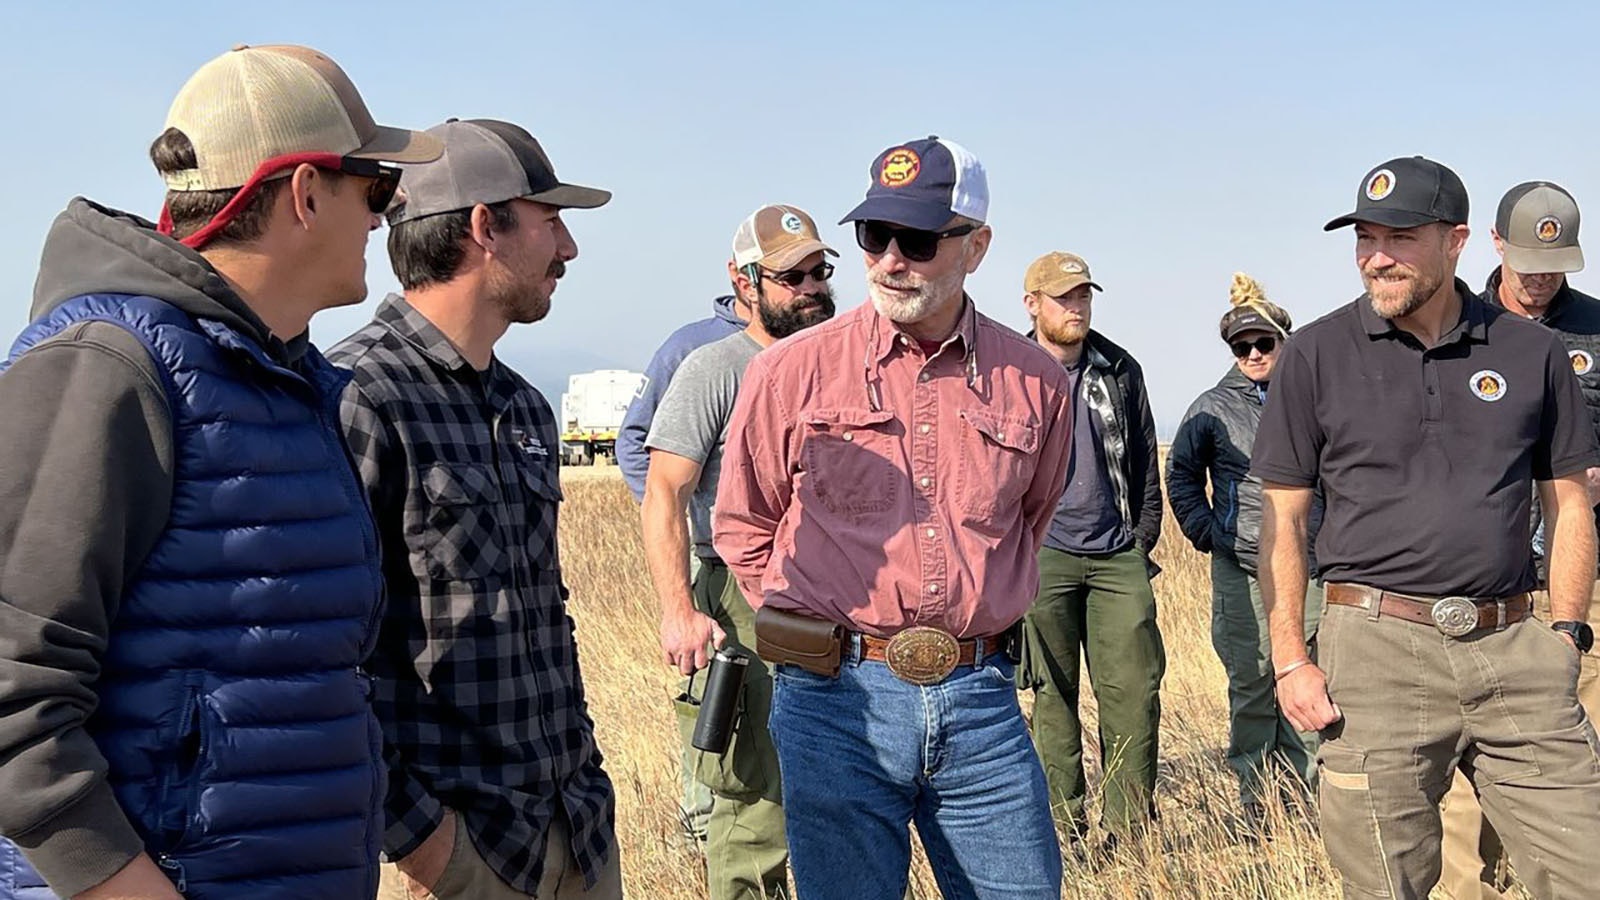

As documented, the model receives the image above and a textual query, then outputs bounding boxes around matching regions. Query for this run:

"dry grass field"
[558,466,1358,899]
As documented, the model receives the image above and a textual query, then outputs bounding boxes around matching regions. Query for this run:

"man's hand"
[1275,662,1343,733]
[1586,467,1600,506]
[661,608,726,675]
[395,808,457,895]
[73,854,185,900]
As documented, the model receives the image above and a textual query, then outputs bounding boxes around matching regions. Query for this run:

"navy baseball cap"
[1324,156,1469,231]
[840,135,989,230]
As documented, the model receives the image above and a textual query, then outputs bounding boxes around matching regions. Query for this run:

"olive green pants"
[1209,555,1323,809]
[1021,545,1166,836]
[673,562,789,900]
[1437,584,1600,900]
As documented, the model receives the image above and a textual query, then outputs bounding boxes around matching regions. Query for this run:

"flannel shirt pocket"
[413,462,506,582]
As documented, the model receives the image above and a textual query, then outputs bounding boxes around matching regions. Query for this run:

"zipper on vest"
[157,855,187,892]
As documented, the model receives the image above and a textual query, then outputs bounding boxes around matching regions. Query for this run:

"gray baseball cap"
[386,118,610,225]
[1496,181,1584,275]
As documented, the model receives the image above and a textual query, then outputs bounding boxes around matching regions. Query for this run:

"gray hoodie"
[0,198,299,896]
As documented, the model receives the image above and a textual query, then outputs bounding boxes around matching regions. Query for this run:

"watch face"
[1555,622,1595,653]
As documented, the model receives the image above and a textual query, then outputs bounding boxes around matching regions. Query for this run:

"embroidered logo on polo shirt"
[1366,169,1396,201]
[1537,216,1564,243]
[879,149,921,188]
[1469,369,1507,402]
[1572,350,1594,375]
[512,428,548,457]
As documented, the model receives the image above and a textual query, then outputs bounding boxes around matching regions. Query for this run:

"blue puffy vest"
[0,294,386,900]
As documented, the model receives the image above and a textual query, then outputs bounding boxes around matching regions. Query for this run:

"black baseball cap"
[1324,156,1469,231]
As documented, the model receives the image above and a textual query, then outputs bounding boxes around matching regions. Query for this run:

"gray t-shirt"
[645,330,762,558]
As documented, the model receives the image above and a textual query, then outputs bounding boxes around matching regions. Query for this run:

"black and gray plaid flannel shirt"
[329,295,615,892]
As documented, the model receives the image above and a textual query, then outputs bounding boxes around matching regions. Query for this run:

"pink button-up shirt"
[712,299,1074,639]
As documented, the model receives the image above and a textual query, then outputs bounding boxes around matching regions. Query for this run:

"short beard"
[1037,317,1088,348]
[1364,262,1442,320]
[758,285,836,340]
[867,265,965,324]
[490,258,564,324]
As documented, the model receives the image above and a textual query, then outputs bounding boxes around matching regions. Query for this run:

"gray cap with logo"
[1496,181,1584,275]
[387,118,611,225]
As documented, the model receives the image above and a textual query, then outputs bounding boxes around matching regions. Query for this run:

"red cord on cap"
[157,151,344,250]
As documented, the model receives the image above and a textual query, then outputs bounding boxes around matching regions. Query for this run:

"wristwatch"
[1552,621,1595,653]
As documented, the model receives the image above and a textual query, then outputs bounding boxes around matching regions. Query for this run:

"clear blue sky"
[4,1,1597,432]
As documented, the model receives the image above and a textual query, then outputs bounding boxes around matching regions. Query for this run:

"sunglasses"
[761,262,834,288]
[1230,335,1278,358]
[159,150,406,249]
[854,220,977,263]
[338,156,404,215]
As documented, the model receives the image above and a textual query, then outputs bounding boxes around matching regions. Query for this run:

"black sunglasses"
[762,262,835,288]
[1230,335,1278,358]
[854,220,976,263]
[337,157,404,215]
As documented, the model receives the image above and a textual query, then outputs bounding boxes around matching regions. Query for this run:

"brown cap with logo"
[732,204,837,271]
[1495,181,1584,275]
[160,44,442,192]
[1024,251,1103,296]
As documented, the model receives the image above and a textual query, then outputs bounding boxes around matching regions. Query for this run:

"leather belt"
[1325,583,1530,637]
[857,626,1000,685]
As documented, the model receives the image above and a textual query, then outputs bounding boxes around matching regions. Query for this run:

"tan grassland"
[554,466,1461,899]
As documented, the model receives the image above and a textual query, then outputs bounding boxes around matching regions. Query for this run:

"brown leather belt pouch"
[754,606,842,677]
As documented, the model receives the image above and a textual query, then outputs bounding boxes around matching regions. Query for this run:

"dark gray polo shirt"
[1250,280,1599,597]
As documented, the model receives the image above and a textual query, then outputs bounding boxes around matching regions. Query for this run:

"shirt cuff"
[9,781,145,899]
[382,773,446,862]
[1248,463,1317,488]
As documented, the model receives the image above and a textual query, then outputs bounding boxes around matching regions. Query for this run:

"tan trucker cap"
[1496,181,1584,274]
[732,204,838,272]
[161,44,442,192]
[1024,251,1103,296]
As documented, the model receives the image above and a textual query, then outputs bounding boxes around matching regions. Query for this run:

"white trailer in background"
[559,369,645,465]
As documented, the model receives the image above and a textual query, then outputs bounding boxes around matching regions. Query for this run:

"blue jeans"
[769,646,1062,900]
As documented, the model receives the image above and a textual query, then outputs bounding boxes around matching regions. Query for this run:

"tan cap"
[732,204,837,271]
[161,44,442,192]
[1496,181,1584,275]
[1024,251,1103,296]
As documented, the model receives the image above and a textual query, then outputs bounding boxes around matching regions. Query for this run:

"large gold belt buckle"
[885,626,961,685]
[1430,597,1479,638]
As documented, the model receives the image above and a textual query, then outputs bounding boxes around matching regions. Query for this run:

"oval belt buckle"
[885,626,961,685]
[1431,597,1479,638]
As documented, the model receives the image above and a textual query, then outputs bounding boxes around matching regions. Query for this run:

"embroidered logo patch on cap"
[1061,260,1084,274]
[780,212,805,234]
[1536,216,1564,243]
[1366,169,1396,201]
[879,148,921,188]
[1469,369,1507,402]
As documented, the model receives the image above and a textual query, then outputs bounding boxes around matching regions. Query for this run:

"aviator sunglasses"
[854,220,976,263]
[1230,335,1278,358]
[761,262,835,287]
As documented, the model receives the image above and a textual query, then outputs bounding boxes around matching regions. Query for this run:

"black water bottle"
[692,648,749,753]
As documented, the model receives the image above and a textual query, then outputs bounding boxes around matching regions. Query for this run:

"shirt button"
[920,423,931,434]
[996,431,1005,441]
[899,334,911,345]
[928,583,941,594]
[925,527,936,538]
[920,477,932,488]
[843,431,854,442]
[919,372,930,383]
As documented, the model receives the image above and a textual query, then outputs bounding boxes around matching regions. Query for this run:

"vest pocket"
[157,680,207,852]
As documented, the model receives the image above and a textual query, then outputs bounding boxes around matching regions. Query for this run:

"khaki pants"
[673,569,789,900]
[378,813,622,900]
[1317,600,1600,900]
[1438,585,1600,899]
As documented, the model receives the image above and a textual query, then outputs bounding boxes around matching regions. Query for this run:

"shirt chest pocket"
[514,460,563,569]
[956,409,1040,518]
[800,408,901,516]
[409,462,506,582]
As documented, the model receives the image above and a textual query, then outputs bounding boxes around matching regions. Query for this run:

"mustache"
[871,275,923,290]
